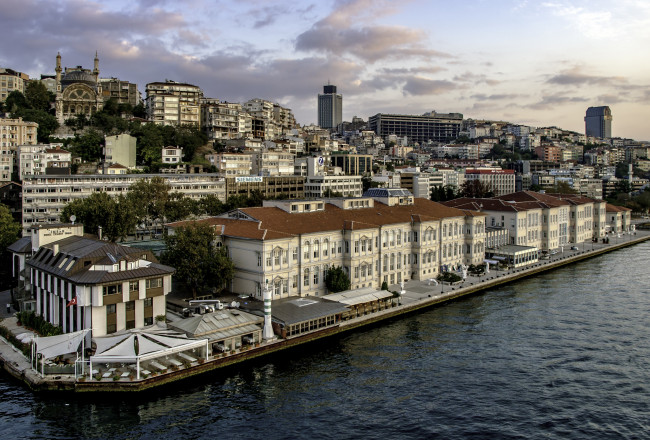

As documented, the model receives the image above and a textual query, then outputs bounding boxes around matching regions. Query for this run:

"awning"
[35,329,90,360]
[483,259,499,265]
[90,329,207,364]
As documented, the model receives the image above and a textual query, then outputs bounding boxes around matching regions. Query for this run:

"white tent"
[90,329,208,380]
[31,329,91,376]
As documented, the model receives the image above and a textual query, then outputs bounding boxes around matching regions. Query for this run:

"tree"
[430,185,457,202]
[199,194,226,216]
[325,266,350,293]
[24,81,53,112]
[0,203,21,258]
[126,177,173,231]
[550,181,578,194]
[60,192,137,241]
[459,180,495,198]
[4,90,29,112]
[161,223,235,299]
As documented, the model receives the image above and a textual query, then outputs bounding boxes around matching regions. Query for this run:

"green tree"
[60,192,136,241]
[459,180,495,198]
[19,108,59,142]
[0,203,21,257]
[24,81,54,112]
[199,194,225,216]
[126,177,172,230]
[549,181,578,194]
[325,266,351,293]
[4,90,29,112]
[161,223,235,299]
[66,129,104,161]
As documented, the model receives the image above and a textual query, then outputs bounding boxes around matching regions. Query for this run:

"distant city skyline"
[1,0,649,140]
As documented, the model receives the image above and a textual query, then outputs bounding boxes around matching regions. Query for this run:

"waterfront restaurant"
[486,244,539,268]
[168,309,263,354]
[323,287,396,320]
[260,296,348,338]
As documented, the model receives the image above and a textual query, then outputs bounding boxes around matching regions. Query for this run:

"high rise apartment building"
[99,78,140,106]
[584,106,612,138]
[145,80,203,127]
[318,84,342,129]
[0,68,29,102]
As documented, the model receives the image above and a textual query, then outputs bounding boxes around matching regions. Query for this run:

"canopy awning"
[35,329,90,360]
[90,329,207,364]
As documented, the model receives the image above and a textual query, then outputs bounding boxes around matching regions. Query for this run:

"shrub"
[437,271,462,283]
[15,311,62,336]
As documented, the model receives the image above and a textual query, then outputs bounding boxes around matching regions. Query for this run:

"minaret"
[55,52,62,91]
[93,51,99,80]
[262,282,275,340]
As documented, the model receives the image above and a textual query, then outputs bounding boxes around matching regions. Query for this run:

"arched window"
[313,240,320,258]
[304,242,310,259]
[303,268,310,286]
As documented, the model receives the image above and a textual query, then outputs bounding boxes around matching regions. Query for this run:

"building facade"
[21,174,226,232]
[464,169,516,196]
[167,191,486,299]
[21,224,173,338]
[54,52,104,124]
[318,84,342,129]
[585,106,612,138]
[0,68,29,102]
[145,81,203,127]
[368,112,463,144]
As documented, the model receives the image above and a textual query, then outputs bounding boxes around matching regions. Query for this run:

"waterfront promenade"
[1,229,648,392]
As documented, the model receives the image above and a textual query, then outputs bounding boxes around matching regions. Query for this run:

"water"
[2,243,650,439]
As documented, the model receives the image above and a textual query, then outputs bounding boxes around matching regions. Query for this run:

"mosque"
[54,52,104,124]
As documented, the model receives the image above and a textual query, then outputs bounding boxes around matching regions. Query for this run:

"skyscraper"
[318,84,342,129]
[584,106,612,138]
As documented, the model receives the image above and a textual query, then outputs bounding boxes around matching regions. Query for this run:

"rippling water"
[2,243,650,440]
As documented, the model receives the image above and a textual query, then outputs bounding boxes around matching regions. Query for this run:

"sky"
[1,0,649,141]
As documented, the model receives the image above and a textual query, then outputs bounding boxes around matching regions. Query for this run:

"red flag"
[66,296,77,307]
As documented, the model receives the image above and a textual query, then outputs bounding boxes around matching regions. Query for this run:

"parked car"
[570,246,579,250]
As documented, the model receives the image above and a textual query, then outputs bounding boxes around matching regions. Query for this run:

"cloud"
[470,93,522,101]
[454,72,501,86]
[528,93,589,110]
[546,66,626,86]
[402,78,457,96]
[542,1,650,39]
[295,0,451,62]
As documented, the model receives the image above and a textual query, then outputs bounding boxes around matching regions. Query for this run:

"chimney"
[98,226,103,241]
[53,244,59,255]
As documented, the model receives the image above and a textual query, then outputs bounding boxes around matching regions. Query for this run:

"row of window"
[103,278,162,296]
[106,297,153,314]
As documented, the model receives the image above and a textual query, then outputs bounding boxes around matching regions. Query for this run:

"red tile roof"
[169,199,483,240]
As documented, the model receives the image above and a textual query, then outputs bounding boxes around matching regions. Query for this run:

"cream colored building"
[305,175,363,198]
[448,191,608,252]
[167,190,486,299]
[104,133,136,168]
[0,68,29,102]
[21,173,226,233]
[18,144,70,180]
[251,151,295,176]
[205,152,252,177]
[21,224,173,338]
[0,117,38,181]
[145,81,203,127]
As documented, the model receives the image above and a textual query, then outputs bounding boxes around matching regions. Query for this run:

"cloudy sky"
[1,0,649,140]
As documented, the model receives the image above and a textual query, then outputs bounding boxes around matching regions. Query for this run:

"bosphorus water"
[1,243,649,439]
